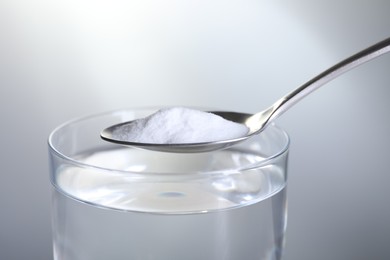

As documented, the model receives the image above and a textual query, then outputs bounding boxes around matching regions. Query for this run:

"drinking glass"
[48,107,289,260]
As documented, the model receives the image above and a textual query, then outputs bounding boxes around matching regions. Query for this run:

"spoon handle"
[269,37,390,122]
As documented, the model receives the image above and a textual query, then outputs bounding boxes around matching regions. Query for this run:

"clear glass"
[48,108,290,260]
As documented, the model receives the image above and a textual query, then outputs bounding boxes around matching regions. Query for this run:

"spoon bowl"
[101,37,390,153]
[100,111,252,153]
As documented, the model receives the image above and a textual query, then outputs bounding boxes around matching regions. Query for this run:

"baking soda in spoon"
[113,107,249,144]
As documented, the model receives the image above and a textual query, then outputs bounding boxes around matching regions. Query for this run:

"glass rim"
[48,107,290,175]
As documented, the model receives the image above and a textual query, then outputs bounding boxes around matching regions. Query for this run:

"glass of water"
[48,108,289,260]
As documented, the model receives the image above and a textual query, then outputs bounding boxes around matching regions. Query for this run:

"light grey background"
[1,0,389,259]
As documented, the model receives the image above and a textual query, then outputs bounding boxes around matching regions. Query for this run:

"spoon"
[101,37,390,153]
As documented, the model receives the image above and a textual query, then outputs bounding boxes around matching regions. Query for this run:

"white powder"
[113,107,249,144]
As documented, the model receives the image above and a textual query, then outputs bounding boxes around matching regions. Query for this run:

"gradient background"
[1,0,390,259]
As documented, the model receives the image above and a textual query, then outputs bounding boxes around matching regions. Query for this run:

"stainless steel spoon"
[101,37,390,153]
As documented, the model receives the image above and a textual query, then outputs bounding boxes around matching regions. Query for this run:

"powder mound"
[113,107,249,144]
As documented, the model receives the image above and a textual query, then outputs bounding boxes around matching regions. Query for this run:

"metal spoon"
[101,37,390,153]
